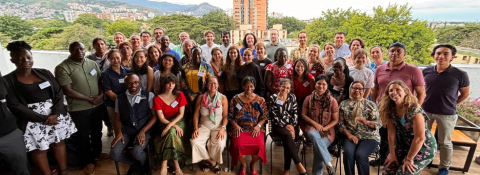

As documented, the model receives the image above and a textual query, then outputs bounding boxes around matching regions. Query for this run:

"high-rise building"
[233,0,268,30]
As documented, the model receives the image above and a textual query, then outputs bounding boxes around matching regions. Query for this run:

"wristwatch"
[221,126,227,129]
[257,124,262,128]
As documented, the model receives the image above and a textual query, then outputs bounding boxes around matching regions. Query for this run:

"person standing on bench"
[422,44,470,175]
[111,73,157,175]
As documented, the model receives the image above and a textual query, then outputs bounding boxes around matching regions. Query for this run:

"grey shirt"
[266,42,287,61]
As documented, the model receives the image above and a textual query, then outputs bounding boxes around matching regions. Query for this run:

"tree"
[105,19,141,39]
[436,23,480,49]
[0,15,33,40]
[0,32,12,47]
[48,23,103,51]
[267,16,306,33]
[29,18,68,28]
[74,14,110,29]
[199,9,236,44]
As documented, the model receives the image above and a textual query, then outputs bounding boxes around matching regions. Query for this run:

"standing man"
[290,31,308,62]
[87,37,109,72]
[266,29,287,61]
[370,42,426,167]
[220,30,232,61]
[159,35,181,61]
[173,32,190,58]
[423,44,470,175]
[320,32,351,58]
[55,42,105,174]
[140,31,152,49]
[200,30,219,63]
[149,27,175,49]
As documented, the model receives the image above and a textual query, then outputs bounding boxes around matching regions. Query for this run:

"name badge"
[236,104,242,110]
[197,71,205,77]
[217,71,223,76]
[39,81,51,89]
[90,69,97,76]
[171,100,179,108]
[276,99,284,105]
[119,78,124,83]
[286,64,292,69]
[303,81,310,87]
[311,70,316,74]
[135,96,142,103]
[0,99,5,103]
[333,86,340,91]
[260,63,265,66]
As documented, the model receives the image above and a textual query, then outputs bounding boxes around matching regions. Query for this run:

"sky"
[152,0,480,22]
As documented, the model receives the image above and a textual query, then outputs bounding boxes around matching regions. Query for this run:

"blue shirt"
[101,66,130,107]
[320,43,351,58]
[240,47,257,61]
[366,60,388,75]
[164,49,181,61]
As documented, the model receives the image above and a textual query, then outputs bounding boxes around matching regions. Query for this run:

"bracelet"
[257,124,262,128]
[221,126,226,129]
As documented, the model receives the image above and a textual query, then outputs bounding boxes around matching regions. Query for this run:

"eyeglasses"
[208,82,218,86]
[352,87,364,91]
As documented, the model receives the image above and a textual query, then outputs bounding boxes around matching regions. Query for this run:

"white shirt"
[220,44,232,62]
[349,67,375,88]
[146,42,176,50]
[200,43,220,63]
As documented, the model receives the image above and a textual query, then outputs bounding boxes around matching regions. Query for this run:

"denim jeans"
[307,130,332,175]
[110,133,151,165]
[343,138,379,175]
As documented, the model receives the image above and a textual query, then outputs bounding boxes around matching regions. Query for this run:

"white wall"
[0,49,72,75]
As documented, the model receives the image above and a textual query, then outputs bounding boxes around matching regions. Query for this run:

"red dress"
[152,92,188,118]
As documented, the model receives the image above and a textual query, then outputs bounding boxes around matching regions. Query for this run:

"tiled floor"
[6,126,480,175]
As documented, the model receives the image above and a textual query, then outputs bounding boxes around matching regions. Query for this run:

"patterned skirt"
[154,117,192,167]
[24,99,77,152]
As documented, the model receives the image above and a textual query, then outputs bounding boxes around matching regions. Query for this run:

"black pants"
[273,125,301,170]
[70,105,104,167]
[225,89,242,102]
[379,127,390,162]
[101,102,112,129]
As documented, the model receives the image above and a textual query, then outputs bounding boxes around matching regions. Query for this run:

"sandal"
[202,161,211,172]
[211,162,221,174]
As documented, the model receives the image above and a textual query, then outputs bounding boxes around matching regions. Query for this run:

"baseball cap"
[388,42,406,51]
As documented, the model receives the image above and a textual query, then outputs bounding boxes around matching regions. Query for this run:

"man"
[130,34,142,51]
[200,30,220,63]
[320,32,351,58]
[0,71,30,175]
[55,42,105,174]
[148,27,175,49]
[370,42,426,166]
[140,31,152,49]
[290,31,308,62]
[87,38,109,72]
[159,35,181,61]
[423,44,470,175]
[266,29,287,61]
[173,32,190,58]
[111,73,156,175]
[220,30,232,61]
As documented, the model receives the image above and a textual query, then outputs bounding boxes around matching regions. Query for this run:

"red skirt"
[229,132,267,166]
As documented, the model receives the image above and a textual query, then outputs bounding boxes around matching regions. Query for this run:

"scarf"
[202,92,221,124]
[309,90,331,136]
[347,82,365,126]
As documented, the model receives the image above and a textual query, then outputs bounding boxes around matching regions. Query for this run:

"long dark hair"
[242,33,257,49]
[131,49,149,75]
[159,73,180,95]
[293,59,309,80]
[225,46,242,72]
[159,53,181,75]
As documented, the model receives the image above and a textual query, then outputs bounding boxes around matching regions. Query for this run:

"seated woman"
[268,79,307,175]
[153,73,191,175]
[301,75,339,175]
[4,41,77,175]
[153,53,182,95]
[379,80,437,175]
[229,76,268,175]
[338,81,381,175]
[327,57,354,105]
[131,49,154,92]
[191,76,228,174]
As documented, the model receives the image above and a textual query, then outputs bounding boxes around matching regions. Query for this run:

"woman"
[181,46,214,110]
[301,75,339,175]
[379,80,437,175]
[191,76,228,174]
[131,49,154,92]
[368,45,388,74]
[147,44,162,72]
[344,38,369,67]
[268,79,307,175]
[252,42,272,83]
[323,43,336,72]
[153,73,191,175]
[229,76,268,175]
[307,44,326,78]
[210,47,225,94]
[240,33,257,60]
[349,49,374,98]
[114,32,126,49]
[339,81,381,175]
[237,48,266,97]
[179,39,195,66]
[265,48,293,95]
[327,57,354,105]
[223,46,243,101]
[154,53,182,95]
[293,59,315,107]
[101,49,129,137]
[130,33,142,51]
[119,42,133,68]
[4,41,77,175]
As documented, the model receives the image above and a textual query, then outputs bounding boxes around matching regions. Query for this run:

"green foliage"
[0,32,12,47]
[305,3,435,65]
[105,19,141,38]
[267,16,306,33]
[34,23,103,50]
[74,14,110,29]
[0,15,33,40]
[435,23,480,50]
[29,18,69,28]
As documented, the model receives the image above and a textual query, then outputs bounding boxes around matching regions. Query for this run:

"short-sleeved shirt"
[266,42,287,61]
[152,92,187,118]
[228,94,268,132]
[265,62,294,93]
[220,44,232,62]
[422,65,470,115]
[320,43,351,58]
[55,57,102,112]
[115,90,155,112]
[200,43,220,63]
[302,95,339,142]
[289,47,308,63]
[268,93,298,127]
[374,61,425,100]
[173,45,184,58]
[101,66,129,107]
[349,67,375,88]
[294,74,314,100]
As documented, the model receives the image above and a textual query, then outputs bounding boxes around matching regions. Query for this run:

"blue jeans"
[343,138,379,175]
[307,130,332,175]
[110,133,151,165]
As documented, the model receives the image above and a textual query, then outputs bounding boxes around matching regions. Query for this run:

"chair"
[114,136,156,175]
[265,120,304,174]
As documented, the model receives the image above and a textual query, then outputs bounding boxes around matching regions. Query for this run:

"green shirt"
[55,57,102,112]
[173,45,184,58]
[266,42,287,62]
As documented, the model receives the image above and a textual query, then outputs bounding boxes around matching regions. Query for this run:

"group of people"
[0,28,470,175]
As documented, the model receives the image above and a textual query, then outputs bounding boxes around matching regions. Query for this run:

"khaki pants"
[191,124,227,164]
[426,112,457,169]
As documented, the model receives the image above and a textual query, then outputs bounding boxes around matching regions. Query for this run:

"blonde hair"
[378,80,419,126]
[308,44,324,64]
[204,30,215,37]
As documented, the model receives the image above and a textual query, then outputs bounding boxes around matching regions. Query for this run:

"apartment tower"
[233,0,268,30]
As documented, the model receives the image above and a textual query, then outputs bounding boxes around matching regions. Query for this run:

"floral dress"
[382,105,437,175]
[264,62,293,93]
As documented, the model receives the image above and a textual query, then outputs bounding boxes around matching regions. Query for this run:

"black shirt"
[327,73,354,105]
[237,62,266,97]
[252,57,273,81]
[0,72,18,137]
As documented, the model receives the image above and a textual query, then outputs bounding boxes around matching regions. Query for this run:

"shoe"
[82,164,95,175]
[238,169,246,175]
[326,165,336,175]
[369,159,383,166]
[97,153,111,160]
[251,169,258,175]
[438,168,448,175]
[126,163,138,175]
[300,172,308,175]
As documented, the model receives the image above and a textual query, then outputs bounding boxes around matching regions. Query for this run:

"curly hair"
[225,46,242,72]
[159,53,181,75]
[6,41,32,57]
[378,80,419,126]
[159,73,180,95]
[349,38,365,49]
